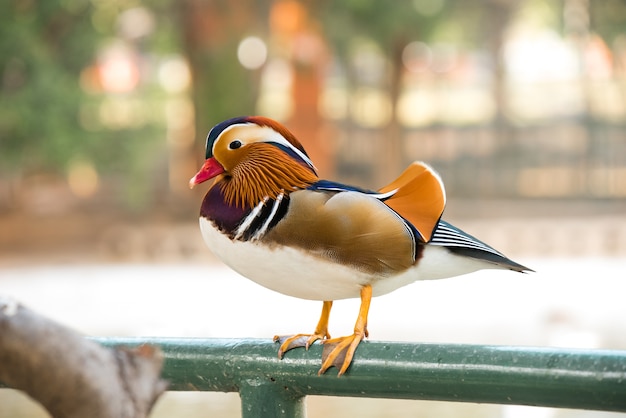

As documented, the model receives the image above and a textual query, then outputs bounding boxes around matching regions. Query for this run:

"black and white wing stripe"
[429,220,531,272]
[430,220,505,257]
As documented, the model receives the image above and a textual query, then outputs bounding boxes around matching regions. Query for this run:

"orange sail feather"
[378,162,446,242]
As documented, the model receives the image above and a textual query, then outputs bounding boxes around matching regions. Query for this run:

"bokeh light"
[158,57,191,94]
[67,160,99,198]
[116,6,155,40]
[96,42,139,93]
[256,58,294,119]
[350,87,392,128]
[237,36,268,70]
[402,41,432,73]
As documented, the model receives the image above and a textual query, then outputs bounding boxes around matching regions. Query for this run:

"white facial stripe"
[257,126,317,170]
[214,123,316,171]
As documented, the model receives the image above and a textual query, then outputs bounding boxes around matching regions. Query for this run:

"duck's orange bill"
[189,157,225,189]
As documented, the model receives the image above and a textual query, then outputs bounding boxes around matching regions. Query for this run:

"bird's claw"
[318,332,365,376]
[273,333,330,358]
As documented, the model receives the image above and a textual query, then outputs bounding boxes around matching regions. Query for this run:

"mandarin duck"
[190,116,531,376]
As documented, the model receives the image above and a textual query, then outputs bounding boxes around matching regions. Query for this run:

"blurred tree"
[313,1,525,187]
[315,0,477,180]
[177,0,268,148]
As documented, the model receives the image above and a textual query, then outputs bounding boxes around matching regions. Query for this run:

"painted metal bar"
[96,337,626,414]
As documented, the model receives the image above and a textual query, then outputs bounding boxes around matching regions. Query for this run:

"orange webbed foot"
[274,286,372,378]
[273,331,331,358]
[319,327,367,376]
[273,301,333,358]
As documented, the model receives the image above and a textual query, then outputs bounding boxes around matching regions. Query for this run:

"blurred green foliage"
[0,1,172,189]
[0,0,186,210]
[0,1,99,172]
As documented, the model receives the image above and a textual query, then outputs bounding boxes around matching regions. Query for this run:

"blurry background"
[1,0,625,417]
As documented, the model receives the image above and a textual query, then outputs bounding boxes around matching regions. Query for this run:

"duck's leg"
[274,300,333,357]
[319,285,372,376]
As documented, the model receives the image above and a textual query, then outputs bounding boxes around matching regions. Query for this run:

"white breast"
[199,218,492,301]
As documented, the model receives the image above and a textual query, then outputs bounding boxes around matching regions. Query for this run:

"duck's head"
[189,116,318,207]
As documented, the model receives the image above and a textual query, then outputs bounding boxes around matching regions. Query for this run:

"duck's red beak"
[189,157,225,189]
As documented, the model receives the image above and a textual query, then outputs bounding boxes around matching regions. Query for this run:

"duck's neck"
[219,146,318,209]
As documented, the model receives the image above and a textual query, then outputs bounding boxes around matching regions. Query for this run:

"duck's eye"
[228,140,242,150]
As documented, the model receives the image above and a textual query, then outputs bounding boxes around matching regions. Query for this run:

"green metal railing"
[98,337,626,417]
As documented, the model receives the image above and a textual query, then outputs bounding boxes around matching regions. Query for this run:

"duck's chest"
[199,186,361,300]
[199,216,368,300]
